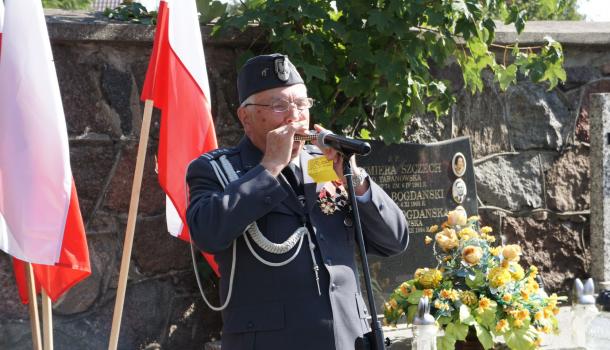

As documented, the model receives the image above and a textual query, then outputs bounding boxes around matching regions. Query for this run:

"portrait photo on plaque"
[452,152,466,177]
[452,178,467,204]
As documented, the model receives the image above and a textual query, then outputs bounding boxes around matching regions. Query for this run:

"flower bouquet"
[383,206,562,350]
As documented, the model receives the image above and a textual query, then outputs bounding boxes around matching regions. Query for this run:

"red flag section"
[141,0,219,274]
[0,0,90,303]
[13,182,91,303]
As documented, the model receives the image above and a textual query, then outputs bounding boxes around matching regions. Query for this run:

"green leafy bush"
[42,0,92,9]
[214,0,568,142]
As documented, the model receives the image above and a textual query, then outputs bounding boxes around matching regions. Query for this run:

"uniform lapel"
[237,137,303,215]
[300,150,321,213]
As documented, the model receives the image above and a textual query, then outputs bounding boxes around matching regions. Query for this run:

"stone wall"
[0,11,607,349]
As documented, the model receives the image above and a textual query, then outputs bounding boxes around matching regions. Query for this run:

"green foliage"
[214,0,567,143]
[104,2,157,24]
[42,0,92,9]
[196,0,228,24]
[493,0,583,21]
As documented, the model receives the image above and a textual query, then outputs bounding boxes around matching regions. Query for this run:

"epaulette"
[304,144,323,155]
[200,147,239,161]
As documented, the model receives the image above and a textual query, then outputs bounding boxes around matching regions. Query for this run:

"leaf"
[465,270,485,289]
[437,334,456,350]
[474,323,494,349]
[300,63,327,82]
[368,10,389,32]
[542,62,567,90]
[504,326,536,350]
[477,303,498,329]
[467,38,488,57]
[446,322,469,341]
[359,128,371,140]
[496,64,518,90]
[406,304,418,324]
[459,305,476,325]
[452,0,472,20]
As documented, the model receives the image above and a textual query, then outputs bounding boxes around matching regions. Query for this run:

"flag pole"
[26,263,43,350]
[41,289,53,350]
[108,99,154,350]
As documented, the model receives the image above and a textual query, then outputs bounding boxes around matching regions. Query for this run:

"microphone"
[317,130,371,156]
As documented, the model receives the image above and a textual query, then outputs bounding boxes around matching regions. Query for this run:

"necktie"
[282,163,304,196]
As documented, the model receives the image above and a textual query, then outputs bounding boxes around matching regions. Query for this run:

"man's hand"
[261,124,307,177]
[313,124,369,195]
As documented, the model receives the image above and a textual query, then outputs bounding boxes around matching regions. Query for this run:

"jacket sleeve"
[356,179,409,257]
[186,158,288,253]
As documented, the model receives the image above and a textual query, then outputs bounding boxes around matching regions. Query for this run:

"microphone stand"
[343,156,386,350]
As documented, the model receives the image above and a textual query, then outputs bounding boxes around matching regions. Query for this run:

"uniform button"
[379,203,384,211]
[330,283,337,291]
[264,196,272,204]
[344,217,353,227]
[247,322,254,329]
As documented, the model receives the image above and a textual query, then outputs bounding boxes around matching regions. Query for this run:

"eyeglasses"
[244,97,315,113]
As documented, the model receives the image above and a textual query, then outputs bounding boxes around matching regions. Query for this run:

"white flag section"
[0,0,72,264]
[163,0,213,237]
[0,2,4,35]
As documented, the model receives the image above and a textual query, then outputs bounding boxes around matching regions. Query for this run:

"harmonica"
[294,131,318,142]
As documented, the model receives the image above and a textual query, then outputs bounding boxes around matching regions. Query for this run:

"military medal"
[318,181,348,215]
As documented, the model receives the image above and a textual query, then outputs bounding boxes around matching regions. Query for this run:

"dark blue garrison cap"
[237,53,304,104]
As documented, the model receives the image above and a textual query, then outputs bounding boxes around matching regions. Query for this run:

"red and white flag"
[0,1,4,50]
[0,0,91,302]
[141,0,219,273]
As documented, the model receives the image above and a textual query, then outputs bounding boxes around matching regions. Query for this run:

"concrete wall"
[0,11,607,349]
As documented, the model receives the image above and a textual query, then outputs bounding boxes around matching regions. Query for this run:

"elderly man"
[186,53,409,350]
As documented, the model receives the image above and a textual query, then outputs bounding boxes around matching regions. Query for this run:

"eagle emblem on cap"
[274,56,291,82]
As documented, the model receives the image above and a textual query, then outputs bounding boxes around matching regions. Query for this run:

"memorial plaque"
[356,136,477,310]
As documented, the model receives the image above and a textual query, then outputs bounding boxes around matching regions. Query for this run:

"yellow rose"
[481,226,493,234]
[468,215,480,222]
[510,263,525,281]
[424,235,433,245]
[502,244,522,262]
[447,206,468,226]
[415,268,443,288]
[460,290,478,306]
[440,289,459,301]
[423,289,434,298]
[489,246,502,256]
[502,294,512,303]
[477,296,492,313]
[513,319,524,328]
[435,228,458,251]
[542,324,552,334]
[484,234,496,243]
[462,245,483,266]
[434,299,450,311]
[495,319,510,333]
[529,265,539,278]
[515,309,530,320]
[399,282,411,297]
[458,227,479,241]
[428,225,439,233]
[488,267,512,288]
[535,311,544,320]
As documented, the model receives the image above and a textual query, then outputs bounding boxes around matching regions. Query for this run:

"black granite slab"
[356,136,478,309]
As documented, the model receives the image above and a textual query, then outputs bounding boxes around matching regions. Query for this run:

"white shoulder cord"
[191,155,321,312]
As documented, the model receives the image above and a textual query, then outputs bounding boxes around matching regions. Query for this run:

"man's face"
[238,84,310,159]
